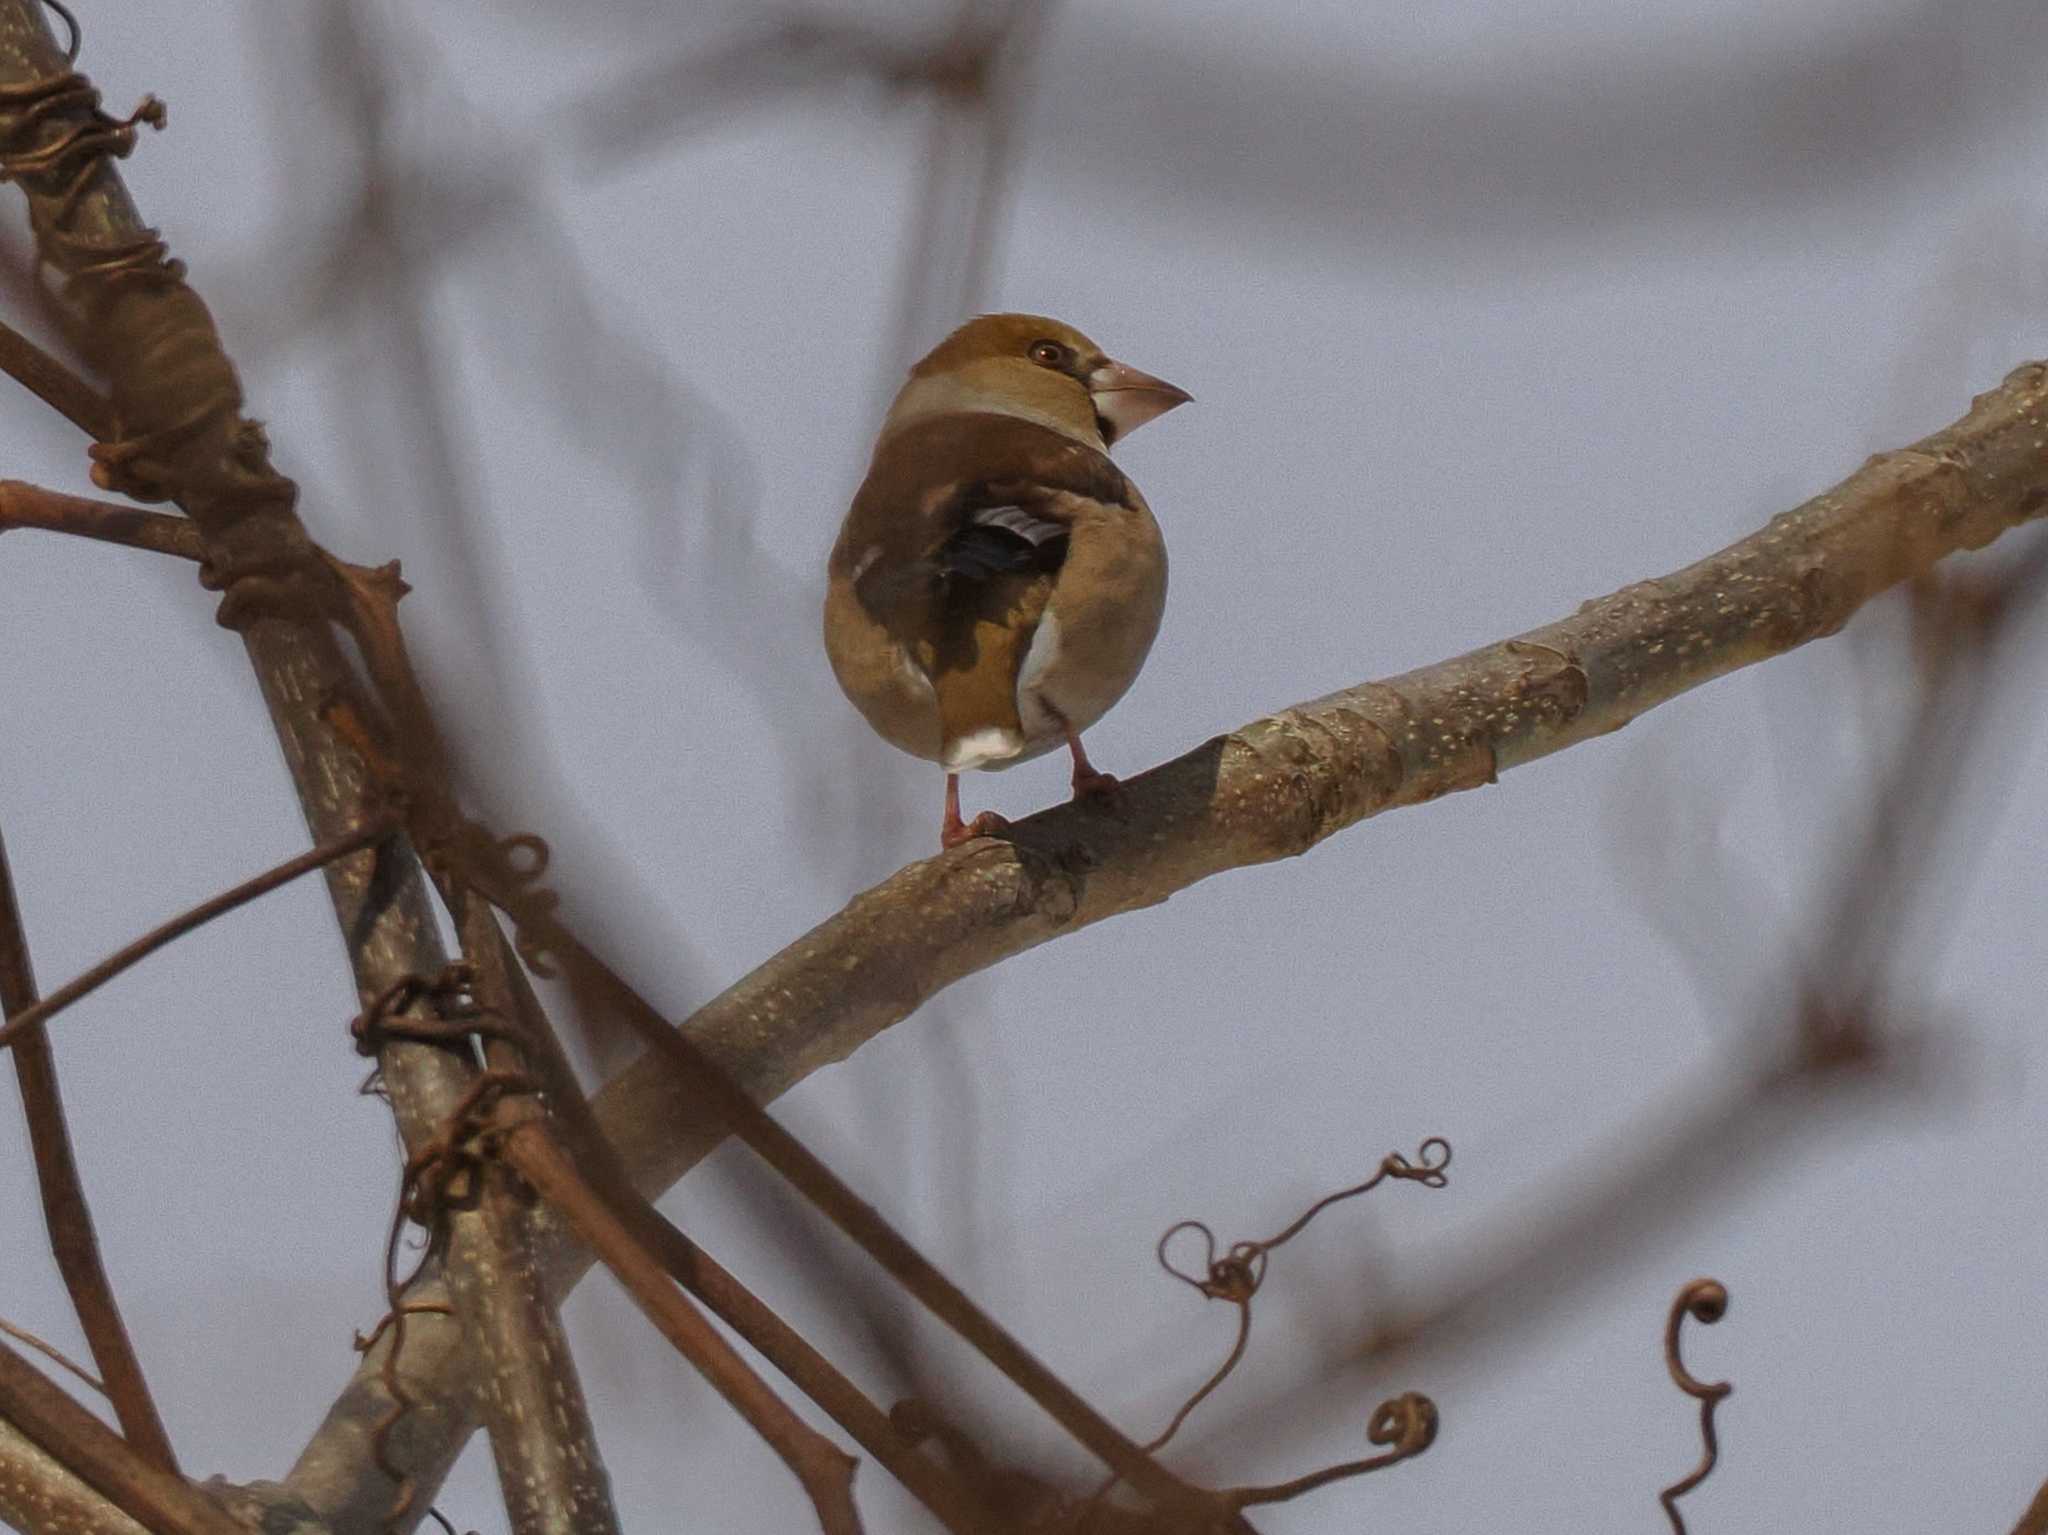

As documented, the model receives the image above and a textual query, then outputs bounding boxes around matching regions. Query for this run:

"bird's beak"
[1087,357,1192,444]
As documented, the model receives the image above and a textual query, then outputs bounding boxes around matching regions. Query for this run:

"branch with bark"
[585,360,2048,1195]
[299,361,2048,1522]
[3,6,2046,1531]
[0,5,621,1530]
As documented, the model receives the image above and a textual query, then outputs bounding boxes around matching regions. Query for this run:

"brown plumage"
[824,314,1189,848]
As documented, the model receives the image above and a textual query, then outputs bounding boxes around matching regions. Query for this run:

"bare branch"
[0,827,176,1469]
[0,9,626,1531]
[0,478,202,559]
[0,818,397,1052]
[588,359,2048,1200]
[0,1417,149,1535]
[0,1317,101,1396]
[0,313,107,435]
[0,1337,242,1535]
[502,1121,866,1535]
[298,359,2048,1520]
[2011,1476,2048,1535]
[582,1180,993,1535]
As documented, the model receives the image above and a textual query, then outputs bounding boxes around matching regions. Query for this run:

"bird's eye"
[1029,340,1067,367]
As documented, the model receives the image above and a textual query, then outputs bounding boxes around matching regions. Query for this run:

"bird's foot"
[940,809,1011,849]
[1071,767,1121,802]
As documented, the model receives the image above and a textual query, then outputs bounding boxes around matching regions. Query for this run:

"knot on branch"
[0,71,182,311]
[91,403,268,506]
[398,1069,539,1231]
[351,963,525,1059]
[0,71,165,182]
[0,66,299,568]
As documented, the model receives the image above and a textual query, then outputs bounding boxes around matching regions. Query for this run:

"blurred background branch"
[4,2,2048,1533]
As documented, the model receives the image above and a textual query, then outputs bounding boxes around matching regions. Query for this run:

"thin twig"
[501,909,1221,1526]
[1148,1142,1450,1459]
[0,1336,244,1535]
[542,1124,991,1535]
[0,314,107,435]
[0,817,397,1052]
[0,1315,102,1395]
[1221,1392,1438,1510]
[1658,1280,1733,1533]
[0,826,176,1467]
[501,1120,867,1535]
[1080,1144,1448,1521]
[0,478,203,560]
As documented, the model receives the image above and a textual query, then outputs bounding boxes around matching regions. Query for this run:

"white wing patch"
[971,504,1066,545]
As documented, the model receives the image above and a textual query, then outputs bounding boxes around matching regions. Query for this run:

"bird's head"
[883,313,1191,451]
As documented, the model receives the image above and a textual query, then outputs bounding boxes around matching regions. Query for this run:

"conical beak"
[1087,357,1192,445]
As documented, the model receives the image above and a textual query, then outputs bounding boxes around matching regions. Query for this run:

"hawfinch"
[824,314,1190,848]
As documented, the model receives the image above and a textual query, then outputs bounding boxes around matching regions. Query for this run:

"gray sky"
[4,1,2048,1530]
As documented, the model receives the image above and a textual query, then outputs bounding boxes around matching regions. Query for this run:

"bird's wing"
[933,501,1071,583]
[830,415,1140,758]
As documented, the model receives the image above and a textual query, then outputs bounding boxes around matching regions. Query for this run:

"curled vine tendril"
[38,0,80,63]
[1077,1138,1450,1526]
[1659,1278,1732,1534]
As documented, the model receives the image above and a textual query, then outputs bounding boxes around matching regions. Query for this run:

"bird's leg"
[940,772,1010,849]
[1065,727,1120,801]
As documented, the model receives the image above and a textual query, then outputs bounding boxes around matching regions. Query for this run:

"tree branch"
[2011,1475,2048,1535]
[0,478,201,559]
[0,1338,242,1535]
[0,1417,149,1535]
[502,1120,867,1535]
[587,358,2048,1198]
[297,359,2048,1518]
[0,827,178,1472]
[0,9,623,1532]
[0,313,108,436]
[0,817,397,1051]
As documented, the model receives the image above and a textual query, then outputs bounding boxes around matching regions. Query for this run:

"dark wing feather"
[935,503,1069,585]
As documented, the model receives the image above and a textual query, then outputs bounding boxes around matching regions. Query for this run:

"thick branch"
[297,365,2048,1519]
[0,1339,240,1535]
[589,359,2048,1196]
[0,828,177,1472]
[0,1417,148,1535]
[0,10,621,1532]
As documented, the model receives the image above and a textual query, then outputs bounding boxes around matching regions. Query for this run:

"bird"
[824,313,1190,849]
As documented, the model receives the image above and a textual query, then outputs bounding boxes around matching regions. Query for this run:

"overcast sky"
[5,2,2048,1531]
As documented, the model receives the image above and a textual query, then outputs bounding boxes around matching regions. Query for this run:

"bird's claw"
[940,810,1011,849]
[1071,768,1120,802]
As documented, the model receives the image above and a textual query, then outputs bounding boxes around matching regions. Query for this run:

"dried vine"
[1659,1280,1733,1533]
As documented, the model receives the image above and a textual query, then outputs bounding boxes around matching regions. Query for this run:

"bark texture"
[295,361,2048,1529]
